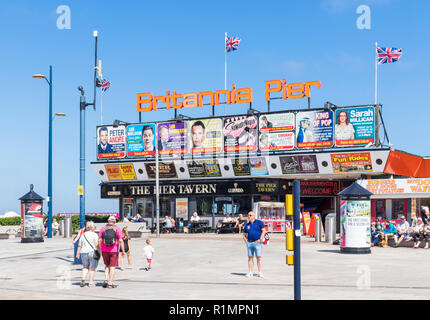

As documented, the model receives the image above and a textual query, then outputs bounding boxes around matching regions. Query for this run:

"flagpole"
[100,90,103,125]
[224,32,227,116]
[374,41,378,105]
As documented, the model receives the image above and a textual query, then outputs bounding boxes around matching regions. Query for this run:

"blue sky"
[1,0,429,214]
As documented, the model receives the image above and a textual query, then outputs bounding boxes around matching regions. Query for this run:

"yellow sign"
[120,164,137,180]
[78,185,84,196]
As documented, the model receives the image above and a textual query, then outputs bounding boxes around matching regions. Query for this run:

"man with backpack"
[98,216,124,288]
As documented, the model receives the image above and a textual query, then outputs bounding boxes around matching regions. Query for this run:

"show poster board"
[127,123,156,157]
[188,119,223,154]
[331,152,372,173]
[334,106,375,146]
[22,202,44,240]
[249,157,269,176]
[97,125,126,159]
[187,160,222,178]
[223,115,258,152]
[340,200,371,249]
[145,162,178,179]
[259,132,295,151]
[296,110,334,148]
[259,113,295,132]
[175,198,188,218]
[232,158,251,176]
[157,121,187,155]
[105,164,137,181]
[280,155,319,174]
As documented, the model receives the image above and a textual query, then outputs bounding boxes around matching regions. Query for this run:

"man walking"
[99,216,124,288]
[243,211,266,278]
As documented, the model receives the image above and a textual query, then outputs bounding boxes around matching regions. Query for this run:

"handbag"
[84,233,100,260]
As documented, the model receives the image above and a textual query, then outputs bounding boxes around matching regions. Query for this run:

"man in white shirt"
[394,215,410,247]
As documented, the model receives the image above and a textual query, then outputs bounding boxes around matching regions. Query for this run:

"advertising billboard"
[157,121,187,155]
[188,118,223,154]
[279,155,319,174]
[224,115,258,152]
[97,125,126,159]
[259,113,295,132]
[296,110,334,148]
[145,162,178,179]
[259,132,295,151]
[249,157,269,176]
[331,152,373,173]
[187,160,222,178]
[232,158,251,176]
[334,106,375,146]
[340,200,371,249]
[105,164,137,181]
[126,123,156,157]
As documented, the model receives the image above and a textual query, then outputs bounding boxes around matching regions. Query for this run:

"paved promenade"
[0,233,428,300]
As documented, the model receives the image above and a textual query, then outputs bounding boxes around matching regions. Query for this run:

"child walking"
[120,226,132,270]
[143,239,154,271]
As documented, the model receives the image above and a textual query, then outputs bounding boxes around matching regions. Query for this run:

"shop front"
[102,179,286,228]
[358,178,430,221]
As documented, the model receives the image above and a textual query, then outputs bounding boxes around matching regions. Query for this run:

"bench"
[0,226,20,239]
[215,222,238,234]
[94,222,150,238]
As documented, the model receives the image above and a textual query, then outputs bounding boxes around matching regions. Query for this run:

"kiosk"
[19,184,44,243]
[338,182,373,254]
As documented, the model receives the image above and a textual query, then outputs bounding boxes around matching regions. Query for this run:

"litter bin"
[325,213,336,244]
[63,216,72,238]
[59,219,65,236]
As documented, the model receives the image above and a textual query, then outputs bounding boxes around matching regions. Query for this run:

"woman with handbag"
[76,221,100,287]
[120,226,132,270]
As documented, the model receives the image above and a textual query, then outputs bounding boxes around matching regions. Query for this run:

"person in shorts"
[243,211,266,278]
[76,221,99,287]
[143,239,154,271]
[393,215,410,247]
[98,216,124,288]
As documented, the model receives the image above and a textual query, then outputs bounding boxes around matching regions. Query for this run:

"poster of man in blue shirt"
[243,211,266,278]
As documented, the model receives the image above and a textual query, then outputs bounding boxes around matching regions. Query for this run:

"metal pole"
[79,92,86,229]
[156,137,160,238]
[374,42,378,105]
[293,180,301,300]
[47,65,53,238]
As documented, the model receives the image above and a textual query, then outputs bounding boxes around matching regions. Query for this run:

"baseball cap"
[108,215,116,223]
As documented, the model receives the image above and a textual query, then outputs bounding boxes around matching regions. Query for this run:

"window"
[197,197,213,217]
[214,197,233,216]
[232,197,252,217]
[375,200,386,219]
[136,198,153,218]
[392,199,406,219]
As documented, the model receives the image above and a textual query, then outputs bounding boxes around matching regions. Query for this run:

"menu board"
[280,155,319,174]
[188,119,223,154]
[97,125,126,159]
[296,110,334,149]
[224,115,258,152]
[157,121,187,155]
[126,123,156,157]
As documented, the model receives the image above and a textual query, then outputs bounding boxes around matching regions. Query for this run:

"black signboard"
[253,181,279,194]
[145,162,178,179]
[280,155,319,174]
[187,160,222,178]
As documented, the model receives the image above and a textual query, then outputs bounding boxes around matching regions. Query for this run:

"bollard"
[315,216,321,242]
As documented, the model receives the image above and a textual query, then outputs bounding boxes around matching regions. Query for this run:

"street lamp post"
[32,66,53,238]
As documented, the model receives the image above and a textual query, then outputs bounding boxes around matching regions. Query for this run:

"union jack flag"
[377,47,403,65]
[101,79,111,93]
[225,35,241,53]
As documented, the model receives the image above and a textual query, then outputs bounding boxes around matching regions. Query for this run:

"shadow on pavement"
[317,250,340,254]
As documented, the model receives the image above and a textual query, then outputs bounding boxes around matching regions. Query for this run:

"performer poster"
[97,125,126,159]
[334,106,375,147]
[157,121,187,155]
[224,115,258,152]
[331,152,373,173]
[259,113,295,132]
[259,132,295,151]
[296,110,334,149]
[127,123,156,157]
[188,119,223,154]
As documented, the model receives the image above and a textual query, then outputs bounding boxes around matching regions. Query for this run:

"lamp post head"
[32,74,46,79]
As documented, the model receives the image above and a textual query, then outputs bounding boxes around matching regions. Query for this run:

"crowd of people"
[371,205,430,248]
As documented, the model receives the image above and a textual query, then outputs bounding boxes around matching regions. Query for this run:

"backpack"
[102,225,117,246]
